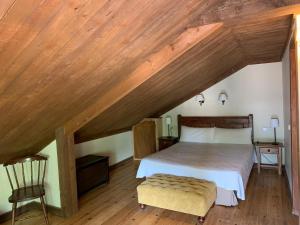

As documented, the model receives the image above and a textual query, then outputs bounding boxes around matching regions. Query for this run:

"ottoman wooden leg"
[197,216,205,224]
[140,204,146,209]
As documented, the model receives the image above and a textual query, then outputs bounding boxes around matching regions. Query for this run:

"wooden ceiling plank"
[65,22,223,134]
[232,15,291,62]
[71,1,300,97]
[0,0,200,110]
[34,0,209,95]
[0,0,211,159]
[82,0,297,72]
[1,0,296,100]
[0,0,123,134]
[0,0,46,45]
[0,0,106,94]
[193,1,298,25]
[223,4,300,27]
[0,0,16,20]
[0,0,204,144]
[0,0,64,77]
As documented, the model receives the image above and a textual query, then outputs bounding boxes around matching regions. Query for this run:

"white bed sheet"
[136,142,254,200]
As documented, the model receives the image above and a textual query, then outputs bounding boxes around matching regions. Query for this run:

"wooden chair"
[3,155,49,225]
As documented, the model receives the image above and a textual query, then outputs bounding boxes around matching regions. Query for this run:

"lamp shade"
[165,116,172,125]
[271,118,279,128]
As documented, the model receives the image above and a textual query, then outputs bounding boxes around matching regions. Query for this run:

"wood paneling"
[0,0,16,20]
[0,1,299,160]
[76,15,291,143]
[0,160,298,225]
[65,23,223,134]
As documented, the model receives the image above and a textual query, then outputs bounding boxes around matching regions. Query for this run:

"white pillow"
[213,128,252,144]
[180,126,215,143]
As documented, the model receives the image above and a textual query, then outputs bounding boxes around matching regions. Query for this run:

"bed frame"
[177,114,254,144]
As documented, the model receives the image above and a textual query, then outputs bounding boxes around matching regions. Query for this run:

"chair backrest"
[3,155,48,190]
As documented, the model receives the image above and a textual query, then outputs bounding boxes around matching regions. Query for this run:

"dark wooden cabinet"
[159,136,178,151]
[76,155,109,196]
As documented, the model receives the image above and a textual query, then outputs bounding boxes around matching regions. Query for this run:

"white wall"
[162,62,284,164]
[0,141,61,215]
[75,131,134,166]
[282,43,292,191]
[41,141,61,208]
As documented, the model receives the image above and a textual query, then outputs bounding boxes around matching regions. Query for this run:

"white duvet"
[136,142,254,200]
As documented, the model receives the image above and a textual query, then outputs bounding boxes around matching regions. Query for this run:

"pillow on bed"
[180,126,215,143]
[213,128,252,144]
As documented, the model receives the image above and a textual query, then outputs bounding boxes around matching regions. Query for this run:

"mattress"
[136,142,254,200]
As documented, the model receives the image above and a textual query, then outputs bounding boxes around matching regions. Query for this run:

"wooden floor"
[1,160,298,225]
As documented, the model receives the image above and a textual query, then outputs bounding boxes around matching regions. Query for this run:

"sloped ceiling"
[0,0,299,162]
[75,15,292,142]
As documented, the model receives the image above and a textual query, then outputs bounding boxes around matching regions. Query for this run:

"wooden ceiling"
[0,1,299,162]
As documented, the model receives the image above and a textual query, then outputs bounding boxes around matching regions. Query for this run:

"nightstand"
[159,136,178,151]
[255,142,284,175]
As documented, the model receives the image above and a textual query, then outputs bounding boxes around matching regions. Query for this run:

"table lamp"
[165,116,172,137]
[271,117,279,145]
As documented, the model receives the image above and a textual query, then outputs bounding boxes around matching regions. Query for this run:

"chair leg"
[11,202,17,225]
[40,196,49,225]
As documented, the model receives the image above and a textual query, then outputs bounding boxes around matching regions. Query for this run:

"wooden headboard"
[178,114,254,144]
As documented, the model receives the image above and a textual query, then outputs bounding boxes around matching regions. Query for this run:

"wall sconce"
[195,93,205,106]
[218,92,228,105]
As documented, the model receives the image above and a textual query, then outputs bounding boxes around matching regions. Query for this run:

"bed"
[136,114,255,206]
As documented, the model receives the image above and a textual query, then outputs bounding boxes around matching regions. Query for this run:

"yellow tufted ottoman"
[137,174,216,224]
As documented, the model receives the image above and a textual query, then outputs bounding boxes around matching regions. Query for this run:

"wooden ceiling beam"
[64,22,223,134]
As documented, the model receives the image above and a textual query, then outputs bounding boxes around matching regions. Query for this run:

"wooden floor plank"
[1,160,297,225]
